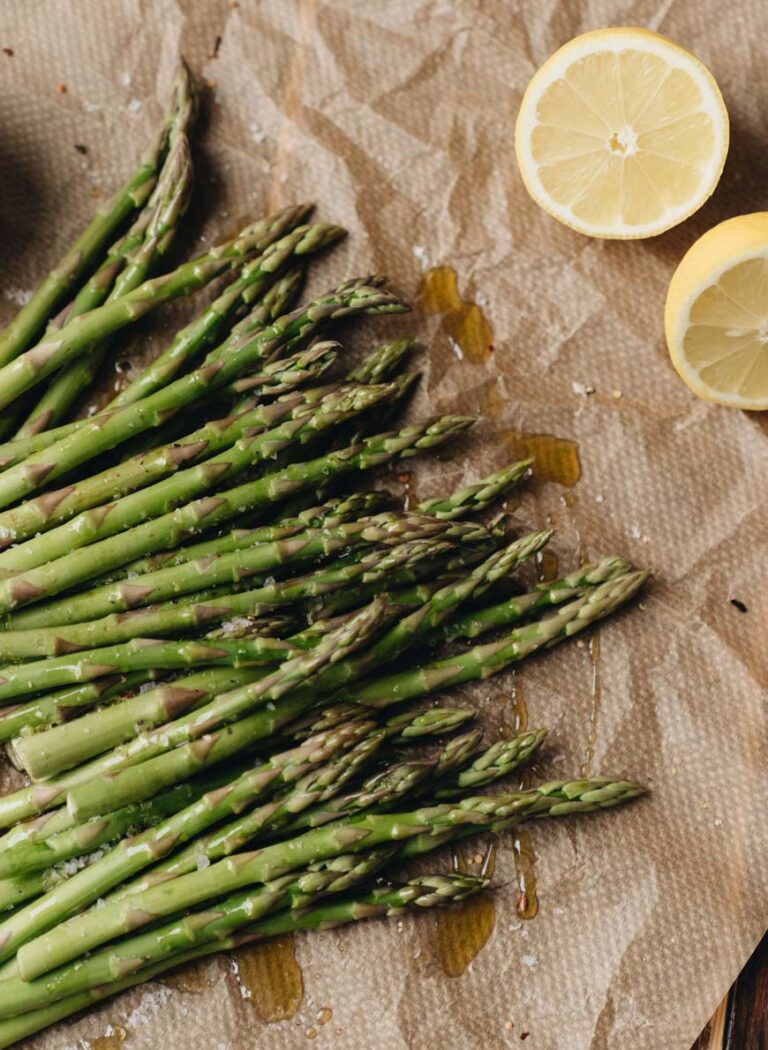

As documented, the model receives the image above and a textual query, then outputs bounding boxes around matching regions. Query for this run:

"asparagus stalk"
[270,727,487,841]
[0,718,375,964]
[416,460,534,520]
[0,873,484,1046]
[0,277,406,508]
[0,511,483,647]
[0,62,194,369]
[252,531,552,713]
[17,131,194,436]
[0,385,401,610]
[17,778,644,979]
[351,570,651,709]
[0,212,320,412]
[109,221,331,407]
[427,555,632,645]
[116,723,391,892]
[0,671,269,829]
[110,708,467,897]
[0,768,241,880]
[0,531,469,676]
[0,413,470,617]
[0,672,156,744]
[4,537,466,774]
[0,351,344,550]
[62,538,540,818]
[0,241,309,472]
[65,602,388,819]
[433,729,548,794]
[0,360,357,569]
[10,494,388,629]
[0,635,298,704]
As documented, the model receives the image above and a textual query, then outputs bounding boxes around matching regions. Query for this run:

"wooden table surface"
[693,932,768,1050]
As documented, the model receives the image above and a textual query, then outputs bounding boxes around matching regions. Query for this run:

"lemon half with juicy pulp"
[665,213,768,409]
[515,28,729,239]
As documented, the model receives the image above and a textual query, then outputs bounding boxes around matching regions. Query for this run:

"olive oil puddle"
[536,549,559,584]
[161,958,210,994]
[480,388,582,489]
[434,842,497,977]
[231,935,304,1021]
[501,431,581,488]
[88,1025,128,1050]
[418,267,493,364]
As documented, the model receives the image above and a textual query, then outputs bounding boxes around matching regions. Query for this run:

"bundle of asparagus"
[0,65,651,1046]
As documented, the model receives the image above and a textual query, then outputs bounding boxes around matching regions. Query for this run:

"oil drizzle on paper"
[231,937,304,1021]
[418,266,493,364]
[500,684,540,921]
[580,634,603,777]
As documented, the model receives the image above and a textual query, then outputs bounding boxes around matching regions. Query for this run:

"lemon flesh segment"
[665,214,768,409]
[515,29,729,239]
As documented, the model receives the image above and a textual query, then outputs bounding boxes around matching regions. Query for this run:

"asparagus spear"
[0,672,157,743]
[0,363,360,569]
[0,384,340,550]
[0,414,470,616]
[10,493,388,627]
[66,602,388,819]
[427,555,632,645]
[113,265,308,461]
[17,131,194,436]
[110,709,466,897]
[117,723,392,892]
[63,538,540,819]
[351,570,651,709]
[0,767,242,880]
[0,874,484,1046]
[269,726,526,839]
[0,635,298,704]
[0,717,375,964]
[0,510,483,645]
[0,213,324,412]
[0,63,194,369]
[0,277,406,508]
[0,671,270,829]
[346,338,415,383]
[245,531,552,714]
[4,336,338,553]
[416,460,534,520]
[7,569,477,782]
[17,777,644,979]
[109,221,332,407]
[0,533,469,678]
[0,241,309,471]
[433,729,548,794]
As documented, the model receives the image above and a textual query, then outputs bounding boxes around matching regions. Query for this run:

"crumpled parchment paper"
[0,1,766,1048]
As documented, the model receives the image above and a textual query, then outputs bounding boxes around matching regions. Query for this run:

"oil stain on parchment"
[231,936,304,1022]
[418,266,494,364]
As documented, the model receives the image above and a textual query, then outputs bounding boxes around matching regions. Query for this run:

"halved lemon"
[515,28,729,238]
[665,213,768,409]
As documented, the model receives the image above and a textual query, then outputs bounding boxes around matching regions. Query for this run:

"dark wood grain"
[724,932,768,1050]
[691,932,768,1050]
